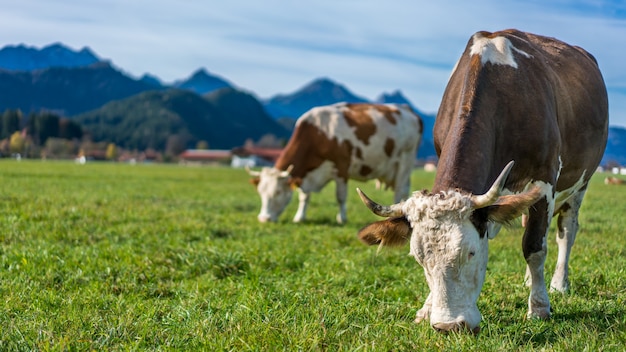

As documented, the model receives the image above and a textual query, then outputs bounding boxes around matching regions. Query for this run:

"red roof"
[232,147,283,162]
[179,149,231,160]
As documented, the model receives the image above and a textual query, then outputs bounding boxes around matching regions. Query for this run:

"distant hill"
[0,43,100,71]
[0,61,162,116]
[139,73,164,88]
[263,77,369,120]
[602,126,626,166]
[203,87,290,143]
[74,88,289,151]
[174,68,232,95]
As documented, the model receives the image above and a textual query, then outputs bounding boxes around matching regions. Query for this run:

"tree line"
[0,109,83,158]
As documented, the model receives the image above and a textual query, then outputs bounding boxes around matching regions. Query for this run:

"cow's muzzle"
[432,321,480,335]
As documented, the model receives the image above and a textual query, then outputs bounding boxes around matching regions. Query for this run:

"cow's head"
[357,161,542,333]
[247,165,295,223]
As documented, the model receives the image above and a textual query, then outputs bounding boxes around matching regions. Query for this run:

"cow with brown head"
[357,29,608,333]
[248,102,422,224]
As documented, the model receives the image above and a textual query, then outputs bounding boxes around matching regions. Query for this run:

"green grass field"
[0,160,624,351]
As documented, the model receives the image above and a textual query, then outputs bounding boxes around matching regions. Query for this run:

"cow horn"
[471,160,515,208]
[245,165,260,177]
[356,188,404,218]
[280,164,294,177]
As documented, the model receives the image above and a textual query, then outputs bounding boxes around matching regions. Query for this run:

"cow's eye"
[468,251,475,260]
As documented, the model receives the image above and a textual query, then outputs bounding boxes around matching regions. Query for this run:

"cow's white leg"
[393,160,412,202]
[335,178,348,224]
[550,190,585,293]
[523,193,553,319]
[293,190,310,223]
[415,292,432,324]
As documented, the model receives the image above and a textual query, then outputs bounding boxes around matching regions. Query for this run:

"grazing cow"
[604,176,625,185]
[604,176,626,185]
[248,102,422,223]
[356,29,608,333]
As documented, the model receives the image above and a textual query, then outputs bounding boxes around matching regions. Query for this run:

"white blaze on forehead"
[469,33,531,68]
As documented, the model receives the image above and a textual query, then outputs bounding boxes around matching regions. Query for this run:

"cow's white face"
[253,167,293,223]
[403,192,488,332]
[357,161,543,333]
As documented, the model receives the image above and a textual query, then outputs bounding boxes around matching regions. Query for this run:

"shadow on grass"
[291,218,349,227]
[504,303,626,348]
[553,305,626,328]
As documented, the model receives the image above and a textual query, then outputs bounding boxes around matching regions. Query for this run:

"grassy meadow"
[0,159,625,351]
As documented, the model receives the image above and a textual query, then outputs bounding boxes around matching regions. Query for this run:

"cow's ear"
[289,177,302,189]
[357,216,412,247]
[249,177,260,186]
[485,187,543,224]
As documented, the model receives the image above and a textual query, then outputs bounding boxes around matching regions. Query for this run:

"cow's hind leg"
[523,191,554,319]
[550,189,585,293]
[335,178,348,224]
[393,159,412,203]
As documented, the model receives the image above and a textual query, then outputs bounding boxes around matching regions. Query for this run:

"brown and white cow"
[604,176,625,185]
[248,102,422,223]
[357,29,608,333]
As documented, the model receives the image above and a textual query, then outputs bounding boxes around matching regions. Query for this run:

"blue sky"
[1,0,625,126]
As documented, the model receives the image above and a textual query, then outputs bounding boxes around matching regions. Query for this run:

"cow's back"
[433,29,608,194]
[308,103,421,184]
[276,102,421,188]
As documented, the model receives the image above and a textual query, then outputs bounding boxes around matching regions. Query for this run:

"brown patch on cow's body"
[275,120,354,182]
[360,165,373,177]
[372,105,399,125]
[432,29,607,265]
[355,148,363,160]
[343,104,377,144]
[384,138,395,157]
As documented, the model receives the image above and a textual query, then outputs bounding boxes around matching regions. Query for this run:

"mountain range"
[0,42,623,164]
[0,43,100,71]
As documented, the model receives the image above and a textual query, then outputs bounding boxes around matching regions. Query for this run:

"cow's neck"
[274,124,314,179]
[432,117,500,195]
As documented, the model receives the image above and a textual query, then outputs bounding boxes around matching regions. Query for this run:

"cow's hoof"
[526,308,551,320]
[414,308,430,324]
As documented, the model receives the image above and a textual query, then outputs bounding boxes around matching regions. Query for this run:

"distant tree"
[165,133,190,156]
[28,112,60,145]
[106,143,117,161]
[9,131,25,154]
[1,110,22,140]
[256,134,284,148]
[196,140,209,150]
[59,118,83,140]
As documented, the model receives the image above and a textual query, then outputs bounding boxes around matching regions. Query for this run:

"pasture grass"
[0,159,624,351]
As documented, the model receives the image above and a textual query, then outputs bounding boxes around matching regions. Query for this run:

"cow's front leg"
[523,194,553,319]
[293,190,310,223]
[335,178,348,224]
[550,190,585,293]
[415,292,432,324]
